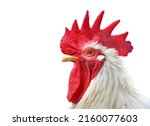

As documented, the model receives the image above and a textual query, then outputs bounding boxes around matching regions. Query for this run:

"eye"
[87,50,94,56]
[83,48,95,57]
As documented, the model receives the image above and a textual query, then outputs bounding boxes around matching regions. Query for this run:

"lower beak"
[61,54,78,62]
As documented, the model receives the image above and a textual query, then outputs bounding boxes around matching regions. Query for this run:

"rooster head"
[60,10,133,104]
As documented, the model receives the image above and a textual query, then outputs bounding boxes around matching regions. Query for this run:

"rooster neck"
[72,49,149,109]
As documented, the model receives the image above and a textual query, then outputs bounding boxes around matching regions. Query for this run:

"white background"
[0,0,150,125]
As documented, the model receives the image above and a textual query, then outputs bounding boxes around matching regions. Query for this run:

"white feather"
[72,42,150,109]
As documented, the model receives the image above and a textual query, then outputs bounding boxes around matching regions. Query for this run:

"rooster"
[60,10,150,109]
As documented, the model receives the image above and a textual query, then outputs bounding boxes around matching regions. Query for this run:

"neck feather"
[72,48,149,109]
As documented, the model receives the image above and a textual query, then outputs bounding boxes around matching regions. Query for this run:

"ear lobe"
[97,55,105,61]
[91,60,105,79]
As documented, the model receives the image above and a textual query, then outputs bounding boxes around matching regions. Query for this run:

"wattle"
[67,61,90,103]
[67,60,104,104]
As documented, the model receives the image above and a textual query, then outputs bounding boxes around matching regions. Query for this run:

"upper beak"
[61,54,78,62]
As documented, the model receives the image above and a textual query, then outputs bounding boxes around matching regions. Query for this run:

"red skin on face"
[67,48,105,104]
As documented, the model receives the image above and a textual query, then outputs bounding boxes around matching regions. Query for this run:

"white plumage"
[72,42,150,109]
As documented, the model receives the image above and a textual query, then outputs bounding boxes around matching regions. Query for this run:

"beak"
[61,54,78,62]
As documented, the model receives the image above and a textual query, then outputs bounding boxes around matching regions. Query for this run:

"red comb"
[60,10,133,56]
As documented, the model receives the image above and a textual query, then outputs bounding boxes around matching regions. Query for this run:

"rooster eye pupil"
[86,49,95,56]
[83,48,95,57]
[88,50,93,54]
